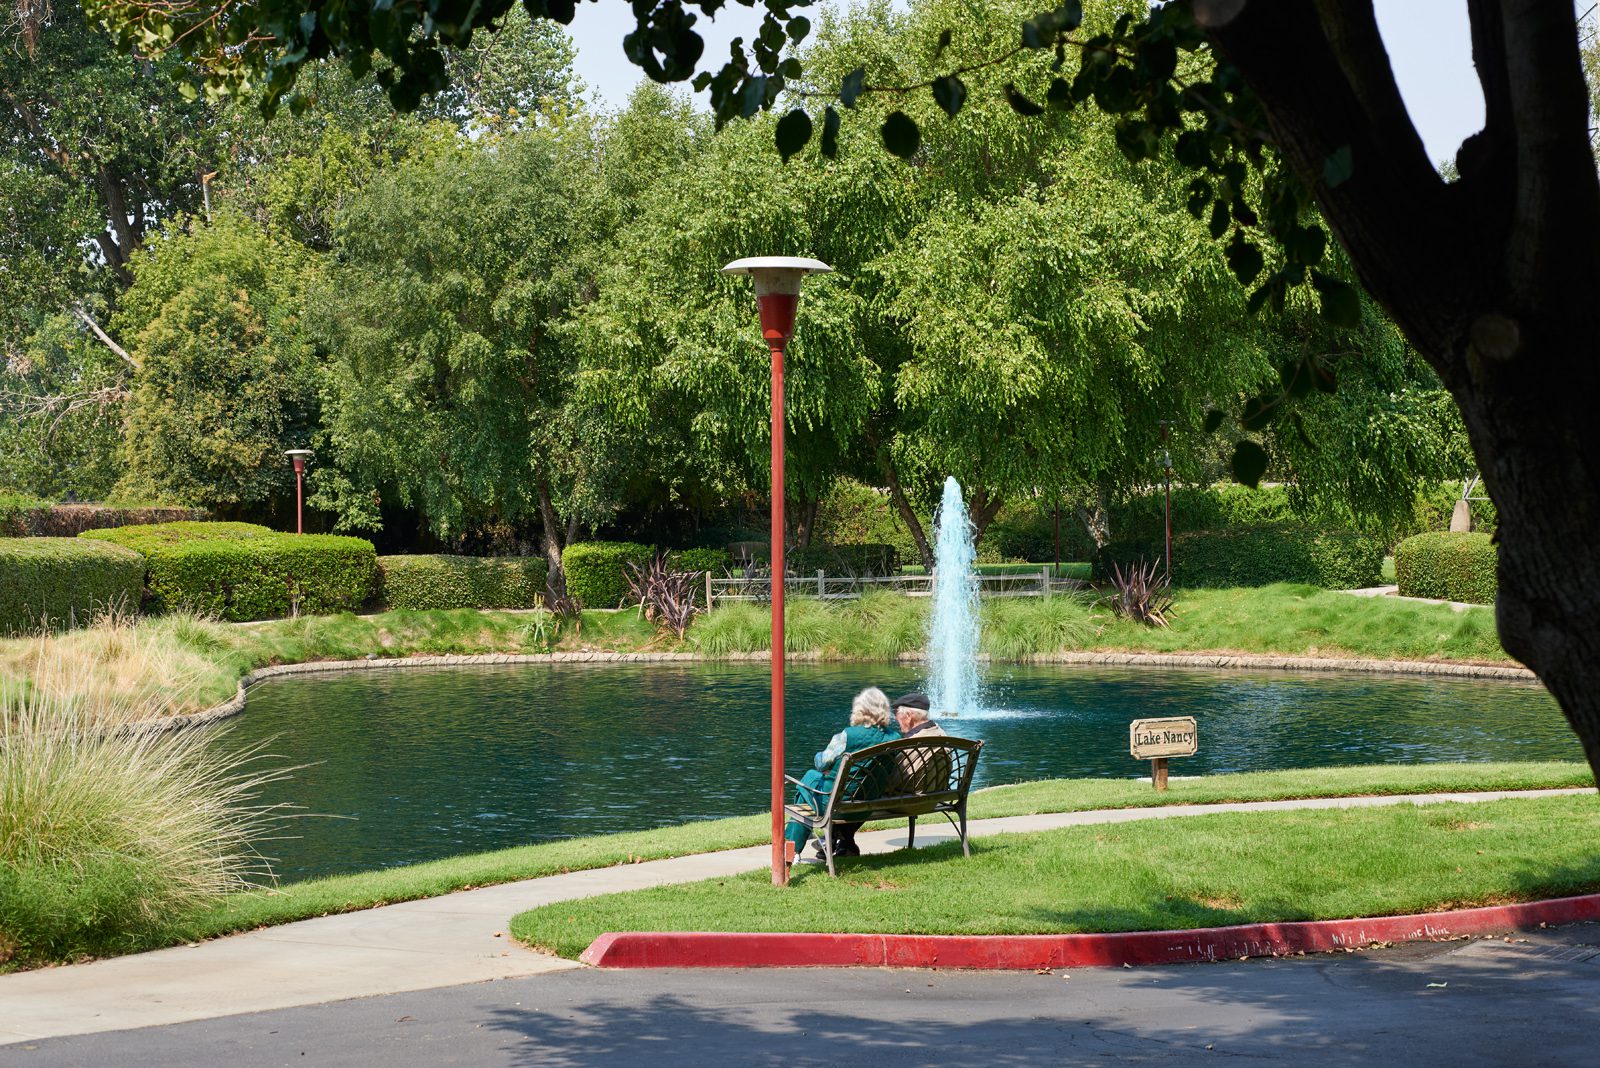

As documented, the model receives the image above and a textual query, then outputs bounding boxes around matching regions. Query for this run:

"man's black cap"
[891,692,930,712]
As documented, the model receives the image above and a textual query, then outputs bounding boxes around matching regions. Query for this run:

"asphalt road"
[6,926,1599,1068]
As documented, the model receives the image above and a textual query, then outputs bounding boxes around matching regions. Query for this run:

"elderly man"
[818,692,945,860]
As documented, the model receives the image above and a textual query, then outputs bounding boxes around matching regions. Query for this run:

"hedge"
[1099,525,1383,590]
[0,538,146,635]
[378,555,549,611]
[1,503,210,538]
[562,541,653,608]
[1394,531,1498,605]
[83,522,375,621]
[667,547,731,574]
[790,543,899,576]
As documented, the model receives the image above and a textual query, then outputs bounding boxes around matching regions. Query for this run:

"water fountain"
[926,476,982,717]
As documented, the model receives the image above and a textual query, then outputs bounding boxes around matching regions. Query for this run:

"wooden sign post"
[1130,717,1197,791]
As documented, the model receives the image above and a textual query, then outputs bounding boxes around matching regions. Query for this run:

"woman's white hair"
[849,686,892,729]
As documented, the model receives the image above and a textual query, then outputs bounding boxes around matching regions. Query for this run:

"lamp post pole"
[284,450,313,535]
[722,256,832,887]
[1159,422,1173,579]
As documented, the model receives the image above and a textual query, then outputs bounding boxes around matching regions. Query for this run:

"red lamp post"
[284,449,313,534]
[722,255,832,887]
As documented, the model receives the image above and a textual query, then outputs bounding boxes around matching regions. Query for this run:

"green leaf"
[820,106,840,159]
[786,16,811,43]
[932,75,967,118]
[1311,271,1361,327]
[1046,77,1073,109]
[1225,231,1263,286]
[840,67,866,108]
[1186,178,1212,218]
[1202,409,1226,434]
[1240,394,1276,432]
[775,108,812,162]
[1323,145,1354,188]
[1230,440,1269,487]
[934,28,953,61]
[881,111,921,159]
[1005,83,1045,117]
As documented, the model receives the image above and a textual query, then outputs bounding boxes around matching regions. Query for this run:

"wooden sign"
[1130,717,1197,792]
[1130,717,1198,759]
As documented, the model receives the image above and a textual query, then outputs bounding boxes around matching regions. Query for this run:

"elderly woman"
[784,686,897,865]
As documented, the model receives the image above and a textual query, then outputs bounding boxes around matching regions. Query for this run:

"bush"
[0,645,279,967]
[562,541,652,608]
[790,543,899,576]
[1394,531,1498,605]
[811,478,925,566]
[1100,525,1383,590]
[2,504,210,539]
[84,522,376,621]
[0,538,147,636]
[0,492,51,536]
[667,547,732,574]
[79,521,274,551]
[378,555,549,611]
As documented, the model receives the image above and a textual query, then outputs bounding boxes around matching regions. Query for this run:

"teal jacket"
[810,723,897,801]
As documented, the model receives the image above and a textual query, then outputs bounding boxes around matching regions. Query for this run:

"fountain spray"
[926,476,982,717]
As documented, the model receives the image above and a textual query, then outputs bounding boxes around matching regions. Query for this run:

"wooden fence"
[703,568,1083,608]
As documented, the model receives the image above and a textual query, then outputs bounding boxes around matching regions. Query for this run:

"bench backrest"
[827,736,982,815]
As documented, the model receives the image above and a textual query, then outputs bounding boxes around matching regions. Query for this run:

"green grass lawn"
[511,793,1600,959]
[169,762,1590,948]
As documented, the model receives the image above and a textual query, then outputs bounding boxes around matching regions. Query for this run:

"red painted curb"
[578,893,1600,970]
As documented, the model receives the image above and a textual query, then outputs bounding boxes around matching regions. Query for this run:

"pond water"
[215,661,1574,881]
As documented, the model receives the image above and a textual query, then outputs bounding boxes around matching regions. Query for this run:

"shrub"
[0,492,51,536]
[811,478,925,566]
[4,504,210,539]
[84,523,376,621]
[789,543,899,576]
[1394,531,1498,605]
[79,521,274,551]
[667,547,732,574]
[0,538,146,636]
[562,541,653,608]
[1099,526,1383,590]
[378,555,549,611]
[0,645,282,967]
[625,555,701,638]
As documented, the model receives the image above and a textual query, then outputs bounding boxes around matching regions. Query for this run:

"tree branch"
[70,305,136,368]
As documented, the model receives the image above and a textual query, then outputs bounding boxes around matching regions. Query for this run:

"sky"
[563,1,1513,167]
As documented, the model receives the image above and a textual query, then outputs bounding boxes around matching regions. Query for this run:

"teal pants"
[784,768,828,851]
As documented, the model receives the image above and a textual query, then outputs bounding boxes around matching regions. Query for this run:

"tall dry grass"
[0,635,289,968]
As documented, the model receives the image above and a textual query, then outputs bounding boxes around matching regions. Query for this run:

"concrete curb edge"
[578,893,1600,970]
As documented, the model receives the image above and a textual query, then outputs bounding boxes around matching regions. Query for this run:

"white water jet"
[926,476,982,717]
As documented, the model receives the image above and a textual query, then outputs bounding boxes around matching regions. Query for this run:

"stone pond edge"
[134,648,1536,733]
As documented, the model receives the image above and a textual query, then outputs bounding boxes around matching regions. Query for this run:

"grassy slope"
[511,793,1600,959]
[172,762,1591,946]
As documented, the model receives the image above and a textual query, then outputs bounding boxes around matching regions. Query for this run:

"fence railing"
[703,568,1083,608]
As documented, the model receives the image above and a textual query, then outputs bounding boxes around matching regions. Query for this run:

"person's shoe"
[794,852,826,865]
[834,841,861,858]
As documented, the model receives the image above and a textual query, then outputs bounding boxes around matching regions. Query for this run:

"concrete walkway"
[0,788,1587,1046]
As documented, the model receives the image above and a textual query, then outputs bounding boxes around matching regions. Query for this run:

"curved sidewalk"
[0,787,1586,1045]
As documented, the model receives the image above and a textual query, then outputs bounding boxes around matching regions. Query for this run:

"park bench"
[783,735,984,877]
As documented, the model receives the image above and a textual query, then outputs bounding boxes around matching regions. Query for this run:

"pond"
[214,661,1574,881]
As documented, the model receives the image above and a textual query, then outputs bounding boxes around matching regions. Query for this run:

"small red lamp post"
[722,255,832,887]
[284,449,313,534]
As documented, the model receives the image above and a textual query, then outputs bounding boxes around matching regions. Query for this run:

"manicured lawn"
[511,793,1600,959]
[168,761,1590,947]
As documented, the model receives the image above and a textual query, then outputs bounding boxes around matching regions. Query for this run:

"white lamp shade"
[721,256,832,297]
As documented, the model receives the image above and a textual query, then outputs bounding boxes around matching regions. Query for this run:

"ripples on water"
[212,661,1572,880]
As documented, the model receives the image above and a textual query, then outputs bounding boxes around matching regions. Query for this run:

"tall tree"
[310,125,604,596]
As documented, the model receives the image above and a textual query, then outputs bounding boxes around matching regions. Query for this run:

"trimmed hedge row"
[1100,525,1383,590]
[790,543,899,576]
[562,541,652,608]
[0,538,147,635]
[1395,531,1498,605]
[378,555,549,611]
[81,522,376,621]
[667,547,732,574]
[0,504,210,538]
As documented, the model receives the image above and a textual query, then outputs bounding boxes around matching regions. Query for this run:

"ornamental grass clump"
[0,645,289,968]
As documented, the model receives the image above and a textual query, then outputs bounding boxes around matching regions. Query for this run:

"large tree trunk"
[868,431,935,570]
[1075,485,1113,551]
[1203,0,1600,778]
[534,476,571,604]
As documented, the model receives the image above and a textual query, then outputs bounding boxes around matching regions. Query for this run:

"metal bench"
[783,735,983,877]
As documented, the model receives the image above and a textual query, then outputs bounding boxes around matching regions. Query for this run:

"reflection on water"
[212,661,1572,881]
